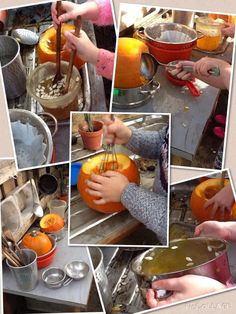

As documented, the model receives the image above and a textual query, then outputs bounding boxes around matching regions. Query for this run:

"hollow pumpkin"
[114,37,149,89]
[22,230,52,256]
[190,178,236,222]
[37,24,85,69]
[40,213,65,233]
[78,153,140,213]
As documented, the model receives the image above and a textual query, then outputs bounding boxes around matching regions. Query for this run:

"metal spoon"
[140,53,220,81]
[63,261,89,286]
[30,178,44,217]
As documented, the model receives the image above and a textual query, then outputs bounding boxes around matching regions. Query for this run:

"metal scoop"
[63,261,89,286]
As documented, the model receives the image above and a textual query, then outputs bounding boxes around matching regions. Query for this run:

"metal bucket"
[0,35,26,99]
[6,249,38,291]
[89,247,112,312]
[9,109,57,167]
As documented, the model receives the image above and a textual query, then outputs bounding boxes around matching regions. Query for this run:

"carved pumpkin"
[190,178,236,222]
[40,213,65,233]
[22,230,52,256]
[37,24,85,69]
[78,153,140,213]
[114,37,149,89]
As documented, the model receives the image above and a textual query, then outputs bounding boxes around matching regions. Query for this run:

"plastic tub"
[26,61,81,120]
[71,163,82,186]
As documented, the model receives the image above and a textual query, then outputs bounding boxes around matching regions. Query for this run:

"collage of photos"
[0,0,236,314]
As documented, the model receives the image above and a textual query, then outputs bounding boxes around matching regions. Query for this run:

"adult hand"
[102,116,132,145]
[146,275,226,308]
[203,184,234,219]
[63,30,99,65]
[86,171,130,204]
[51,1,99,28]
[167,60,194,81]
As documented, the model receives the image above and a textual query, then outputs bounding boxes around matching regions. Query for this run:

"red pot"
[37,247,57,269]
[147,40,194,64]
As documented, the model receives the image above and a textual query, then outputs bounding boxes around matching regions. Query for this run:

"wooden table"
[2,236,94,309]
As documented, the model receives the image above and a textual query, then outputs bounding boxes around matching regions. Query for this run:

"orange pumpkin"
[40,213,65,233]
[78,153,140,213]
[190,178,236,222]
[37,24,85,69]
[22,230,52,256]
[114,37,149,89]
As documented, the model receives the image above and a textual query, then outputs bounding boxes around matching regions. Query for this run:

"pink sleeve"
[96,49,114,80]
[90,0,114,25]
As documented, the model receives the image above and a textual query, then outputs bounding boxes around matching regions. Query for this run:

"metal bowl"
[64,261,89,280]
[42,267,66,289]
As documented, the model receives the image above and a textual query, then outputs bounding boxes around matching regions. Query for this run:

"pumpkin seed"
[186,262,194,267]
[186,257,192,262]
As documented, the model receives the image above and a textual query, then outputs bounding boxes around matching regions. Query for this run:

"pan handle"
[38,112,58,137]
[185,80,201,97]
[135,27,148,42]
[139,79,160,96]
[63,277,73,286]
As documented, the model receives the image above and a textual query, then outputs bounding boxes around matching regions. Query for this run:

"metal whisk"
[99,115,118,173]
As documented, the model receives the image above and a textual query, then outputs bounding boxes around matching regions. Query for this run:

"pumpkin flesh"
[40,213,65,233]
[190,178,236,222]
[78,153,140,213]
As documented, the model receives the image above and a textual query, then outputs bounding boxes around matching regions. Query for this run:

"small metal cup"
[6,249,38,291]
[0,35,26,99]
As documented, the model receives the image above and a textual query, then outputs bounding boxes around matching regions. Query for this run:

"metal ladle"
[140,53,220,81]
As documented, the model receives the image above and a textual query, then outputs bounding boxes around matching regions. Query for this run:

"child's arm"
[194,220,236,241]
[121,183,167,245]
[89,0,114,25]
[125,126,169,160]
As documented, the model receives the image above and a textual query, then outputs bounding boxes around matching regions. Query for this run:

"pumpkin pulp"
[78,153,140,213]
[190,178,236,222]
[40,213,65,233]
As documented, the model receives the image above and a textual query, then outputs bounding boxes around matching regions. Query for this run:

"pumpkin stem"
[30,230,39,237]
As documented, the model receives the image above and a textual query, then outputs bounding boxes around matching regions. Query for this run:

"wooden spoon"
[53,1,63,85]
[64,16,82,93]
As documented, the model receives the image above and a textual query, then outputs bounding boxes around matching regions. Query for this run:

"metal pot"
[113,78,160,109]
[131,238,233,302]
[89,247,112,312]
[0,35,26,99]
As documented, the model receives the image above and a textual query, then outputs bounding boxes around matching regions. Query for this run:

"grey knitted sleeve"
[126,126,167,160]
[121,183,167,245]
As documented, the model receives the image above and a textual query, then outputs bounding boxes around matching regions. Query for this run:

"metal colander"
[9,109,54,167]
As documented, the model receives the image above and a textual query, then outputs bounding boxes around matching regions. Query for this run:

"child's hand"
[63,30,99,65]
[194,220,230,239]
[51,1,99,28]
[221,22,235,38]
[102,116,132,145]
[167,61,194,81]
[203,184,234,219]
[146,275,226,308]
[86,171,130,204]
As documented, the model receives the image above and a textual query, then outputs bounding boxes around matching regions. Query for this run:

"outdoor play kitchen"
[89,171,236,314]
[112,6,234,168]
[1,160,102,313]
[70,113,169,245]
[0,0,115,168]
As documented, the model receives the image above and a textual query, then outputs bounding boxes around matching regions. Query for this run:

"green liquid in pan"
[141,239,225,276]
